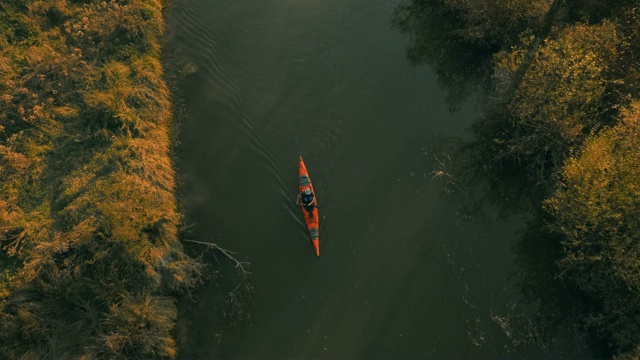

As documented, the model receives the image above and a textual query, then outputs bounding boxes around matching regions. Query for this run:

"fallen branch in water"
[180,223,197,232]
[184,239,251,275]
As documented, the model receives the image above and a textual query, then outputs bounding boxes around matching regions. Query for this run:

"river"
[168,0,584,358]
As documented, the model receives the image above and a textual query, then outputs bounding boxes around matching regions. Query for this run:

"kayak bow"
[298,156,320,257]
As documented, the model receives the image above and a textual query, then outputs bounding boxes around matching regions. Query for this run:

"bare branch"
[180,223,197,232]
[184,240,251,275]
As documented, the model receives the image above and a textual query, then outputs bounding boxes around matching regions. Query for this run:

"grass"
[0,0,202,358]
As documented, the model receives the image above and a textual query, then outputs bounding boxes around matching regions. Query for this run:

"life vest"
[302,193,314,205]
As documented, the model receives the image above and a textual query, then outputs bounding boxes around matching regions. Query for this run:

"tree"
[392,0,554,109]
[546,100,640,358]
[475,21,622,193]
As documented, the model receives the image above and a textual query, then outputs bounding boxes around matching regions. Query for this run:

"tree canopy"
[546,102,640,357]
[395,0,640,357]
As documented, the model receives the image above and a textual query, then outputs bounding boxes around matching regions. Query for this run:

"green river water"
[168,0,590,358]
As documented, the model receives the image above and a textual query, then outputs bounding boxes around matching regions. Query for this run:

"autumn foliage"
[546,102,640,357]
[0,0,201,358]
[395,0,640,357]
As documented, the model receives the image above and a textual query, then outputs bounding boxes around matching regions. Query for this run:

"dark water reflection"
[391,1,499,111]
[168,0,591,358]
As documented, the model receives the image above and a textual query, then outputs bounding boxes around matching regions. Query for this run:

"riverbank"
[394,1,640,357]
[0,0,201,358]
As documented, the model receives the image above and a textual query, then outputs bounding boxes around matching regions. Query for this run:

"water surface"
[169,0,574,358]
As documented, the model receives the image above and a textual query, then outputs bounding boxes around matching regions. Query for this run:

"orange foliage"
[0,0,200,358]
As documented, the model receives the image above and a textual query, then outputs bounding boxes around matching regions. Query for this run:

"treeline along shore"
[394,0,640,358]
[0,0,203,358]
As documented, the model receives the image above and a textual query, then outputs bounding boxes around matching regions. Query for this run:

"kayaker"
[296,188,316,213]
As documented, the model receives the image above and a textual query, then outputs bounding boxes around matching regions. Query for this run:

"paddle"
[291,202,321,209]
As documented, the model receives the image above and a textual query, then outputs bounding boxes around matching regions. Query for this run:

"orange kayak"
[298,156,320,256]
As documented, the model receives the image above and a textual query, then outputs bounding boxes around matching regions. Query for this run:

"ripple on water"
[176,0,350,205]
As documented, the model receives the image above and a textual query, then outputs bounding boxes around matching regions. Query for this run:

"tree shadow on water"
[176,236,255,359]
[428,132,596,357]
[391,1,499,111]
[391,2,598,355]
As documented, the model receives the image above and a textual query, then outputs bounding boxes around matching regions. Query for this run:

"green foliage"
[609,6,640,102]
[392,0,551,108]
[0,10,40,45]
[473,21,622,196]
[546,102,640,357]
[396,0,640,357]
[440,0,551,46]
[563,0,638,23]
